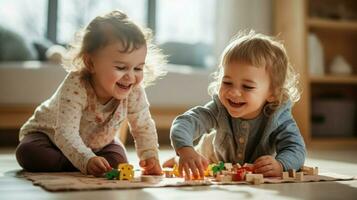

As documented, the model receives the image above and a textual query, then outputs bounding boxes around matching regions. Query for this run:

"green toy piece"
[212,161,225,175]
[105,168,120,180]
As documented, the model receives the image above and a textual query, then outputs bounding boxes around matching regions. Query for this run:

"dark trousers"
[15,132,128,172]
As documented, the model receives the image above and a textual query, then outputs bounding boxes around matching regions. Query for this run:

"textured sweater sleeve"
[126,86,159,160]
[53,73,96,174]
[273,118,307,171]
[170,98,220,151]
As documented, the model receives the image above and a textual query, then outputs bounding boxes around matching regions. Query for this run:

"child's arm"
[52,73,98,174]
[126,86,161,174]
[272,119,307,171]
[170,97,220,179]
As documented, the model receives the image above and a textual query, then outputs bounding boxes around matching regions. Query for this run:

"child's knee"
[15,141,62,171]
[100,145,128,167]
[15,142,36,170]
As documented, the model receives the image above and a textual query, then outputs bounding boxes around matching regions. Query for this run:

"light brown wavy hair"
[208,30,300,113]
[63,10,167,87]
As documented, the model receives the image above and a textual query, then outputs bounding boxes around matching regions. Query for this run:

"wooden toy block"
[162,168,174,178]
[235,163,242,168]
[301,166,319,175]
[296,172,304,181]
[253,177,264,185]
[245,174,263,184]
[217,174,232,182]
[224,163,233,171]
[221,170,230,175]
[118,163,134,181]
[281,171,289,180]
[288,169,296,178]
[313,167,319,175]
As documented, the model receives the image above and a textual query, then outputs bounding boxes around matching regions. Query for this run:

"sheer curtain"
[214,0,273,61]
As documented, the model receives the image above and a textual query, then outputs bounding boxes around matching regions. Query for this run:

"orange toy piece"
[172,164,180,177]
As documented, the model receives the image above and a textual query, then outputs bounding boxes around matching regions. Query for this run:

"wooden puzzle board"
[21,171,356,192]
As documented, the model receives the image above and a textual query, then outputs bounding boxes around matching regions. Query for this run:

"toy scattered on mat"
[104,163,134,180]
[105,168,120,180]
[105,162,318,185]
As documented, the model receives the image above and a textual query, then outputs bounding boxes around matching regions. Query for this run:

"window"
[156,0,217,68]
[0,0,217,66]
[0,0,47,61]
[0,0,47,41]
[57,0,148,44]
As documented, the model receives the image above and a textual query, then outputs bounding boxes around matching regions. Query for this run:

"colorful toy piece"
[212,161,225,175]
[118,163,134,181]
[204,164,214,177]
[105,168,120,180]
[172,164,180,177]
[162,168,174,178]
[231,168,247,181]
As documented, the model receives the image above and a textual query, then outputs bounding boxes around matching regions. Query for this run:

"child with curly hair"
[16,10,166,176]
[164,31,306,179]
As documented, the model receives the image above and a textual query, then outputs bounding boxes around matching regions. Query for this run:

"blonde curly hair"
[62,10,166,87]
[208,30,300,112]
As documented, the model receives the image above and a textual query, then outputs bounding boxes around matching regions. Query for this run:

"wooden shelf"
[310,75,357,84]
[311,137,357,147]
[0,105,35,129]
[308,17,357,31]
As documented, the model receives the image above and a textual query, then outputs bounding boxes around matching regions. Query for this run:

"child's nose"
[124,70,135,81]
[229,88,242,97]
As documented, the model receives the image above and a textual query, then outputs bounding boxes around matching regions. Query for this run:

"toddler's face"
[218,61,274,119]
[87,41,147,103]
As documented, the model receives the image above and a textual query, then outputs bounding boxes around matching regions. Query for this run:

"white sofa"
[0,61,213,130]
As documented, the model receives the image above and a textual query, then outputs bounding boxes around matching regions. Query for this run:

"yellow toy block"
[118,163,134,181]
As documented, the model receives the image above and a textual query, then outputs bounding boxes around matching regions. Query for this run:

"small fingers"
[254,158,272,169]
[188,160,199,178]
[183,163,191,180]
[195,160,205,178]
[101,158,112,171]
[255,163,272,174]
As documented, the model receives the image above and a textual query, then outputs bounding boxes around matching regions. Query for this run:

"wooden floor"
[0,145,357,200]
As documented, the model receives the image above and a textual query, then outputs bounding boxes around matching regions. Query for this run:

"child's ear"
[83,54,94,73]
[267,95,275,103]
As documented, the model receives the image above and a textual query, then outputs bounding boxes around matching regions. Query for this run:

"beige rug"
[21,171,356,192]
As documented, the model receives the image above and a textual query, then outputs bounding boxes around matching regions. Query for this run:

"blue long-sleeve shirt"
[170,95,306,171]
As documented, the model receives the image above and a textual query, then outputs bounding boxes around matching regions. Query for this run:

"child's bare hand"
[253,155,283,177]
[87,156,112,177]
[139,157,162,175]
[177,147,209,179]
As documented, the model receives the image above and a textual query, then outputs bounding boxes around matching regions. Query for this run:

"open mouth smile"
[116,82,132,90]
[228,99,246,108]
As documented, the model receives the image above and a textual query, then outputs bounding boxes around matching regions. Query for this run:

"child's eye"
[115,66,126,71]
[222,81,232,85]
[134,66,143,71]
[243,85,255,90]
